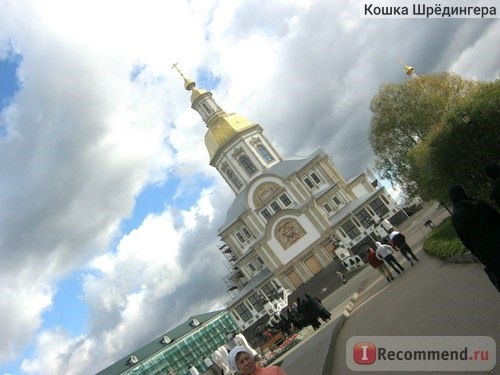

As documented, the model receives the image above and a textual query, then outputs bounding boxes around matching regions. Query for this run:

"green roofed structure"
[96,310,238,375]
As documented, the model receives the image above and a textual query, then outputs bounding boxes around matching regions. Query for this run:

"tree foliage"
[369,72,479,198]
[422,79,500,203]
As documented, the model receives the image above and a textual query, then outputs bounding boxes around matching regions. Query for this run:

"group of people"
[279,293,331,333]
[449,162,500,293]
[366,230,419,282]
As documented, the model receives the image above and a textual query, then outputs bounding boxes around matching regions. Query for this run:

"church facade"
[176,68,406,345]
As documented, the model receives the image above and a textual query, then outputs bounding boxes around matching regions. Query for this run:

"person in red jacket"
[367,247,395,282]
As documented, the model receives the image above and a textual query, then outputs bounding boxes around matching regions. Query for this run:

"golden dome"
[205,113,256,161]
[404,65,415,76]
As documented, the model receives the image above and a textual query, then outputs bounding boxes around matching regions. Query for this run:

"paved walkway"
[330,249,500,374]
[275,204,499,374]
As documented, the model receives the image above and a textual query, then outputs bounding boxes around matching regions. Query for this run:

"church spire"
[171,62,196,91]
[173,64,282,193]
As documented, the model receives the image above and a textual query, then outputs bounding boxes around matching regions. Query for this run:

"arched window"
[239,155,257,175]
[257,145,274,163]
[226,168,243,188]
[201,102,212,115]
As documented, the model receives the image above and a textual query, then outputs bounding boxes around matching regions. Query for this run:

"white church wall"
[352,183,370,198]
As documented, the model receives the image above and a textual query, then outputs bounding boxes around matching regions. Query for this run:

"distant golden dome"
[205,113,256,161]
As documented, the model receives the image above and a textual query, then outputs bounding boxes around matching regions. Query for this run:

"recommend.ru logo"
[347,336,496,371]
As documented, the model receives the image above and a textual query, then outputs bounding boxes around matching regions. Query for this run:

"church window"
[369,197,389,216]
[261,281,278,299]
[235,303,253,322]
[248,262,256,272]
[226,168,242,189]
[279,193,292,207]
[257,145,274,163]
[260,208,272,221]
[241,227,253,240]
[332,196,342,205]
[239,155,257,175]
[270,200,282,213]
[341,220,361,240]
[235,227,253,244]
[248,292,265,312]
[235,232,246,244]
[304,177,315,189]
[303,171,322,189]
[355,209,372,228]
[323,203,333,213]
[256,256,265,266]
[311,172,321,184]
[201,102,212,115]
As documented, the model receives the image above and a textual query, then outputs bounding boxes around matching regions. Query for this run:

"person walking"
[228,346,288,375]
[305,292,331,323]
[389,230,419,266]
[336,271,347,285]
[375,241,405,275]
[484,162,500,209]
[366,247,395,282]
[449,184,500,292]
[296,297,321,330]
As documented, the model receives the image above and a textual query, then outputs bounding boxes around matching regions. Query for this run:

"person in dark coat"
[389,230,419,266]
[304,293,331,323]
[285,305,301,331]
[297,297,321,330]
[449,184,500,292]
[484,162,500,209]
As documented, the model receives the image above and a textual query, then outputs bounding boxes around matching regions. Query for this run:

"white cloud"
[0,0,498,374]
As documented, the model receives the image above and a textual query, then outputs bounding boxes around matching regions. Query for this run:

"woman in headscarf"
[228,346,288,375]
[449,184,500,292]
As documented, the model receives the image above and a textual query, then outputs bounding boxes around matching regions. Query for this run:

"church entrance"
[286,270,302,288]
[304,254,322,274]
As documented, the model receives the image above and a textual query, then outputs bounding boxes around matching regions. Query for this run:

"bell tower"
[173,64,282,194]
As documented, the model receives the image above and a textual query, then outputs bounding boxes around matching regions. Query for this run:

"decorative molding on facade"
[253,183,281,207]
[231,147,244,158]
[275,219,306,250]
[249,136,262,146]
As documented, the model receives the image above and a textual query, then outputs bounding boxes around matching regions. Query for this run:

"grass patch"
[423,217,467,259]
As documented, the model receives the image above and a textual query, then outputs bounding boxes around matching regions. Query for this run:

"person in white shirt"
[375,241,405,275]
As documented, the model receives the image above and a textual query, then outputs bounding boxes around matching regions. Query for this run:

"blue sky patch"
[0,51,22,111]
[129,63,147,82]
[42,274,88,336]
[121,174,214,234]
[196,68,220,90]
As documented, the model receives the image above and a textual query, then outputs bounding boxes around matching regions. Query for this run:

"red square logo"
[353,342,376,364]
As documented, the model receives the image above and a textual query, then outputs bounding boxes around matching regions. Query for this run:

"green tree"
[369,72,478,197]
[423,79,500,203]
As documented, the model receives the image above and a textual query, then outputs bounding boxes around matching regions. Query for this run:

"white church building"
[175,67,407,345]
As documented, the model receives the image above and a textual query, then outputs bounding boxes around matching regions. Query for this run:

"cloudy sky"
[0,1,498,374]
